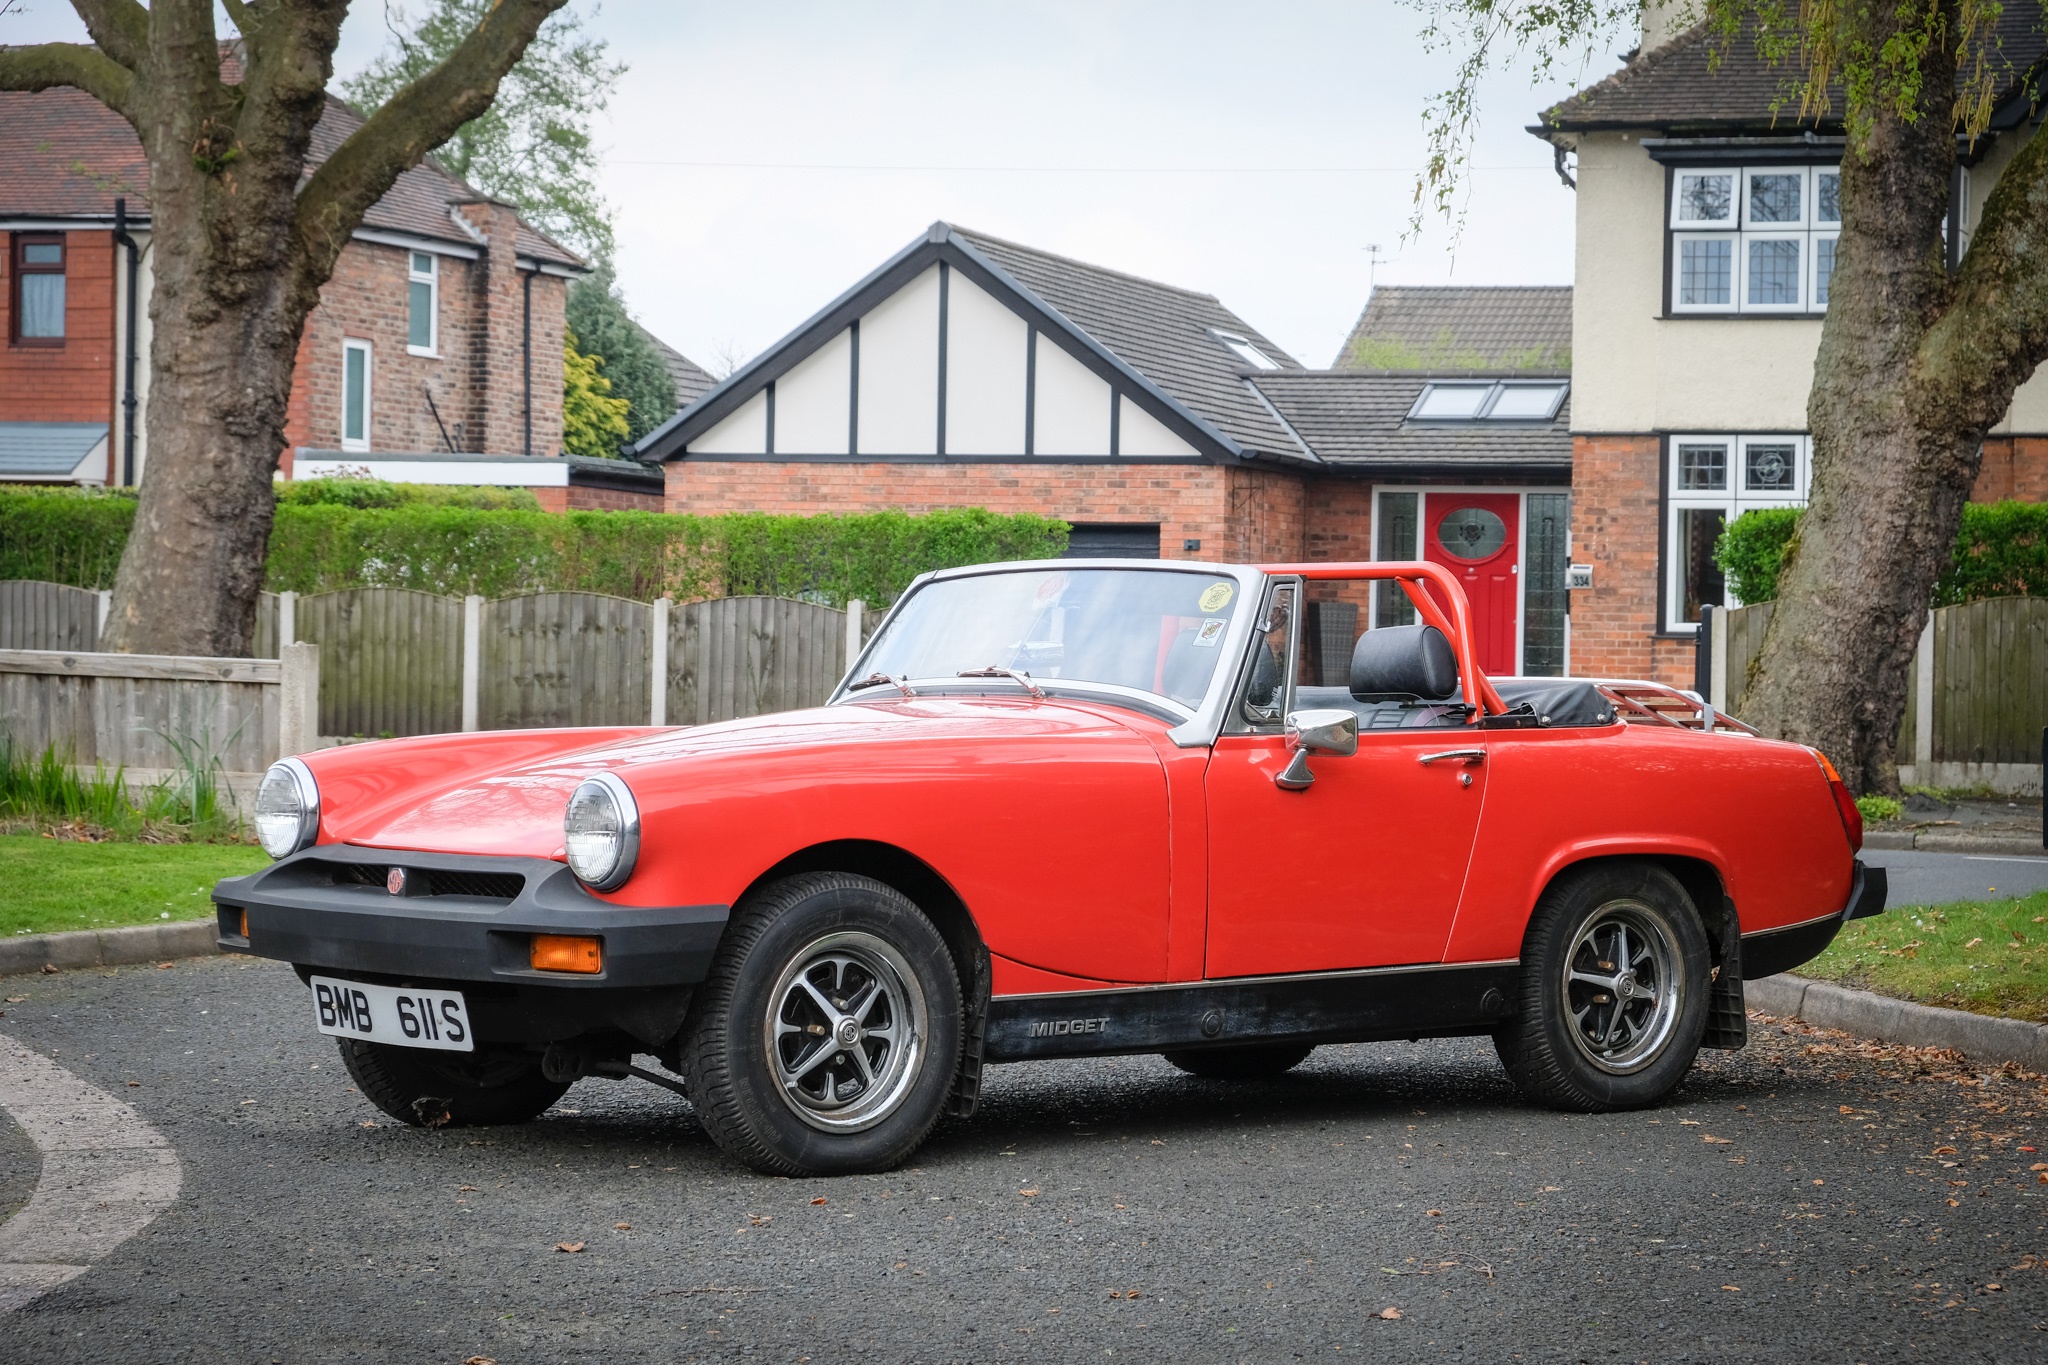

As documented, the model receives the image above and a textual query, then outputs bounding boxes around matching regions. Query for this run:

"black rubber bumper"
[1740,859,1888,979]
[212,844,729,991]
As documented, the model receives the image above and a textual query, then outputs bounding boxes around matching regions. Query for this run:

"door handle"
[1417,748,1485,766]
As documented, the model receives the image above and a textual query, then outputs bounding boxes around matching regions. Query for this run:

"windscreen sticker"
[1034,572,1069,603]
[1192,618,1228,647]
[1197,582,1234,612]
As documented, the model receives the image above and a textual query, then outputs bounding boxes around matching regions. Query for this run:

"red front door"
[1423,493,1520,676]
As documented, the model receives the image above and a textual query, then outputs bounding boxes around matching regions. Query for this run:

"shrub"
[1855,794,1903,824]
[1714,500,2048,606]
[275,475,541,511]
[0,486,138,588]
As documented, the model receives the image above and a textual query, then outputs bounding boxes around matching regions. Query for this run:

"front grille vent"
[324,862,523,901]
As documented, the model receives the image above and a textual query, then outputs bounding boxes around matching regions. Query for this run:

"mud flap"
[947,944,991,1119]
[1701,896,1748,1051]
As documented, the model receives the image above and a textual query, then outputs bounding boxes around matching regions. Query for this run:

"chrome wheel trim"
[763,930,927,1133]
[1561,899,1682,1075]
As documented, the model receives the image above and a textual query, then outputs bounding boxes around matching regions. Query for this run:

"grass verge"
[1,834,267,938]
[1797,891,2048,1023]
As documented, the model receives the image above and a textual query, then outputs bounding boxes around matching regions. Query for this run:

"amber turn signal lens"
[238,909,248,939]
[530,934,603,974]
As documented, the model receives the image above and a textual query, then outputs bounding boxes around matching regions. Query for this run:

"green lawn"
[0,835,268,938]
[1796,890,2048,1022]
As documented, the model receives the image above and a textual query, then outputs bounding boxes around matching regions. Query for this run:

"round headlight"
[254,757,319,860]
[565,772,640,891]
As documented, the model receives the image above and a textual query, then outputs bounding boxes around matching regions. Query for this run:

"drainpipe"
[112,197,141,486]
[521,265,534,456]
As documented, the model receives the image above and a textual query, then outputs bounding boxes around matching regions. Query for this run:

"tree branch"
[69,0,151,72]
[1916,116,2048,427]
[0,41,135,115]
[292,0,568,282]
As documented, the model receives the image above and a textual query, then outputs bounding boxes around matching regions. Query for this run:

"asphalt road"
[2,954,2047,1362]
[1864,848,2048,907]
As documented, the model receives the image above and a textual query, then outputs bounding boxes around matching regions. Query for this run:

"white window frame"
[1407,379,1569,423]
[1670,165,1839,316]
[1663,433,1809,631]
[341,337,373,452]
[407,251,438,357]
[1210,329,1279,371]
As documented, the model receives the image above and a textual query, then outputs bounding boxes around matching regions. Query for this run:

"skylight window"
[1211,330,1279,371]
[1408,381,1567,422]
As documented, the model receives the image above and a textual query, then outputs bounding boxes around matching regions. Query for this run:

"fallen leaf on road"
[1703,1135,1733,1144]
[1425,1209,1443,1217]
[126,1081,138,1087]
[1679,1119,1701,1126]
[555,1242,585,1253]
[155,961,175,969]
[464,1357,498,1365]
[459,1185,478,1192]
[358,1121,377,1129]
[1812,1179,1825,1186]
[1376,1307,1401,1320]
[810,1197,828,1206]
[614,1222,631,1231]
[1933,1146,1959,1155]
[1985,1283,2004,1292]
[4,997,22,1003]
[1721,1285,1740,1292]
[1020,1188,1040,1197]
[39,964,57,975]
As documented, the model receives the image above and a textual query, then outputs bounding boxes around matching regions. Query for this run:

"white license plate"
[310,975,474,1052]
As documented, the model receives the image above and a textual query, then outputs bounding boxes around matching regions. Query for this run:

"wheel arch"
[1532,852,1739,974]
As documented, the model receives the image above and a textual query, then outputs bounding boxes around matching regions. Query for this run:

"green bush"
[3,483,1067,606]
[1715,499,2048,606]
[1855,794,1903,824]
[0,486,137,588]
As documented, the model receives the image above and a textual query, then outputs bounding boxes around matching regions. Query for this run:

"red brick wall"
[0,230,116,475]
[664,459,1310,561]
[532,483,663,513]
[1976,437,2048,503]
[281,221,568,474]
[1569,434,1691,685]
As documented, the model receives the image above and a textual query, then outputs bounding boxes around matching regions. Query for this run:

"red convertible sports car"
[215,559,1884,1175]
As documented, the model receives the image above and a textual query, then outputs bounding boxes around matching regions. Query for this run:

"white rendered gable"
[775,326,851,454]
[688,388,768,454]
[857,264,941,454]
[1117,396,1197,456]
[944,272,1028,454]
[1032,332,1113,455]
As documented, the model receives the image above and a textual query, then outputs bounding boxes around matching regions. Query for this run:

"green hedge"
[1,485,1068,605]
[275,479,541,511]
[1715,500,2048,606]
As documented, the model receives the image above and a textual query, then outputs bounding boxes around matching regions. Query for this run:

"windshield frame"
[829,558,1268,745]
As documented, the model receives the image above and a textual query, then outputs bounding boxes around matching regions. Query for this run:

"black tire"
[680,872,962,1176]
[1161,1042,1315,1079]
[1494,860,1711,1112]
[337,1038,568,1127]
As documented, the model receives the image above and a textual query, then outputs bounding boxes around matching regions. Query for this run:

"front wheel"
[337,1039,569,1127]
[681,872,963,1176]
[1494,861,1710,1112]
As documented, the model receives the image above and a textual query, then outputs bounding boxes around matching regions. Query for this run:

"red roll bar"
[1256,561,1510,721]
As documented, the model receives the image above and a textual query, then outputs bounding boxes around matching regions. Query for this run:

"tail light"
[1812,751,1863,853]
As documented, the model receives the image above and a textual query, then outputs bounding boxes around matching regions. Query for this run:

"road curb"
[1863,830,2046,856]
[1747,974,2048,1072]
[0,920,218,977]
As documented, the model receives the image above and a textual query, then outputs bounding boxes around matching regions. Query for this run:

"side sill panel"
[984,960,1519,1061]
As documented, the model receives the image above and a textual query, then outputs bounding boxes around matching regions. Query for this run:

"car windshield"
[857,567,1245,710]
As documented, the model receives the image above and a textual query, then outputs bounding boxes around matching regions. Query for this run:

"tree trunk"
[1739,7,1977,796]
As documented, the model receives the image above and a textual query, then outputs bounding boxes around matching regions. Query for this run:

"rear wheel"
[338,1039,568,1127]
[1495,861,1710,1112]
[1161,1042,1315,1079]
[681,872,962,1176]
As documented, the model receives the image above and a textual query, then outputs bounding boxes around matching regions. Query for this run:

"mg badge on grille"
[386,867,408,896]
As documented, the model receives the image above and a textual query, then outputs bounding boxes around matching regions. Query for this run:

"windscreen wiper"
[847,672,915,698]
[956,666,1046,700]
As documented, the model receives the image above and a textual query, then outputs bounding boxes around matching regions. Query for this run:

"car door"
[1203,578,1488,978]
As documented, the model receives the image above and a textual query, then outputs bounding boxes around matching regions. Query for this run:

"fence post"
[845,599,865,674]
[650,596,671,726]
[94,589,111,646]
[278,641,320,758]
[1708,606,1729,713]
[462,594,483,732]
[1692,604,1713,701]
[278,590,297,648]
[1913,612,1935,782]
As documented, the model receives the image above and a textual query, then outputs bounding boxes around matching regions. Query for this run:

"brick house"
[0,71,665,512]
[1530,7,2048,683]
[637,223,1578,676]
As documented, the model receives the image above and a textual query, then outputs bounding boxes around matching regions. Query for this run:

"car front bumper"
[1740,858,1887,980]
[212,844,730,1048]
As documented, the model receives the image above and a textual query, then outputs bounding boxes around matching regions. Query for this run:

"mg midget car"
[214,559,1884,1175]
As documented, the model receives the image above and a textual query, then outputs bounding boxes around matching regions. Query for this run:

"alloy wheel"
[1561,900,1682,1074]
[764,931,928,1132]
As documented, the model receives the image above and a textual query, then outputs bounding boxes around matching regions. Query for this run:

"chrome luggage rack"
[1593,680,1761,736]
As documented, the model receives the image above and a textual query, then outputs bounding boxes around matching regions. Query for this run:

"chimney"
[453,198,531,456]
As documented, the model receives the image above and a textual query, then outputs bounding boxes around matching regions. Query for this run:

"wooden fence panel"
[481,593,651,729]
[1934,596,2048,766]
[0,659,277,775]
[671,596,846,724]
[298,588,461,738]
[0,581,100,651]
[1721,600,1774,716]
[252,592,280,659]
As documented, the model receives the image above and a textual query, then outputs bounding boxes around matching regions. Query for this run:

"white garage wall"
[857,265,941,455]
[1031,332,1112,455]
[688,388,769,454]
[775,326,852,454]
[944,274,1028,455]
[1116,395,1197,457]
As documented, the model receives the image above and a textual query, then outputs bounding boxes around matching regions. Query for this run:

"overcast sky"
[6,1,1629,371]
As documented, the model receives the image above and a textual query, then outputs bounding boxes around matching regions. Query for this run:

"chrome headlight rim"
[255,756,320,860]
[565,771,641,892]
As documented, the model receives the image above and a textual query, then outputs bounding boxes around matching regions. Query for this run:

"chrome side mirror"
[1275,708,1358,791]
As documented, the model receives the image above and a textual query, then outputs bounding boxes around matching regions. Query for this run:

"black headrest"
[1351,624,1458,701]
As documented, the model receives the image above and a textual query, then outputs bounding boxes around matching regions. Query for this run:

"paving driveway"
[1,954,2046,1362]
